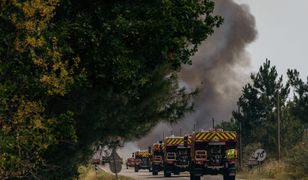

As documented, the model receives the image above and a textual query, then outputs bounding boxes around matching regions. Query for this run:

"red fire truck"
[151,142,164,175]
[134,150,152,172]
[163,135,191,177]
[189,129,238,180]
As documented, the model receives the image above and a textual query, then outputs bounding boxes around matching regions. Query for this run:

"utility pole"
[238,103,243,169]
[212,118,215,129]
[240,120,243,169]
[277,92,281,162]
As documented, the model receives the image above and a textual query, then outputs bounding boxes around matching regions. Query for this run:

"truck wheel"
[223,175,235,180]
[134,166,138,172]
[190,173,200,180]
[164,171,171,177]
[152,171,158,175]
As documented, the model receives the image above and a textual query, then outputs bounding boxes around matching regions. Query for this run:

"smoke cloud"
[118,142,139,160]
[136,0,257,148]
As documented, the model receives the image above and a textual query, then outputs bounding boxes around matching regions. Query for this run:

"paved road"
[119,167,227,180]
[101,165,245,180]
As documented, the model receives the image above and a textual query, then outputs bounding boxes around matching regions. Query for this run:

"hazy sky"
[235,0,308,80]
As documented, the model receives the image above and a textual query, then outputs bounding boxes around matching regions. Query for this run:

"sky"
[120,0,308,151]
[235,0,308,80]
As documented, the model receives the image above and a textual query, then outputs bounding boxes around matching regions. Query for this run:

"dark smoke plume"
[137,0,257,148]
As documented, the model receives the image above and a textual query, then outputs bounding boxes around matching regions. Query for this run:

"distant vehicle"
[126,157,136,169]
[189,129,238,180]
[90,145,112,165]
[134,150,152,172]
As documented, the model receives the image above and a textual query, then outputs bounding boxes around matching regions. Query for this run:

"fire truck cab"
[151,142,164,175]
[134,150,152,172]
[189,129,237,180]
[163,135,191,177]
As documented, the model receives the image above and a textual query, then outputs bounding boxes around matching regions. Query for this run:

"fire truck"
[133,150,152,172]
[188,129,238,180]
[151,142,164,175]
[163,135,191,177]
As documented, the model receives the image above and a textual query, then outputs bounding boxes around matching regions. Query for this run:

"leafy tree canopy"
[233,59,289,152]
[0,0,222,178]
[287,69,308,128]
[232,59,306,157]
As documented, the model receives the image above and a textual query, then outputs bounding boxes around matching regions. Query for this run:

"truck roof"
[164,136,192,146]
[152,143,162,151]
[135,150,151,157]
[193,130,237,142]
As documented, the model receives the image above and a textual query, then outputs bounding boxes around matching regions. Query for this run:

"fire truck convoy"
[129,129,238,180]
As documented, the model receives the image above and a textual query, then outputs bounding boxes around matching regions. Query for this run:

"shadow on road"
[146,176,189,179]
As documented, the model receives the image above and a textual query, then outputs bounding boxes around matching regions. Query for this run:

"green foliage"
[287,69,308,128]
[280,105,304,152]
[232,59,308,163]
[215,118,238,131]
[0,0,79,178]
[0,0,222,178]
[233,59,290,153]
[285,131,308,179]
[241,132,308,180]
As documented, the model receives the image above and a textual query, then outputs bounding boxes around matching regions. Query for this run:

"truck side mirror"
[148,147,151,153]
[132,153,135,158]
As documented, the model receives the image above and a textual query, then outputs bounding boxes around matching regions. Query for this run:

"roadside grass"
[78,165,134,180]
[237,160,308,180]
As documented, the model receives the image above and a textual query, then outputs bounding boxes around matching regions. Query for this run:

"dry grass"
[78,165,134,180]
[237,160,306,180]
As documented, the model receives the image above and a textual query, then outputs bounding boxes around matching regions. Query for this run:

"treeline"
[217,59,308,176]
[0,0,223,179]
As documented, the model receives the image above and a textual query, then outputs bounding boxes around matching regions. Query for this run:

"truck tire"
[152,171,158,175]
[190,173,200,180]
[134,166,139,172]
[164,170,171,177]
[174,171,180,175]
[223,175,235,180]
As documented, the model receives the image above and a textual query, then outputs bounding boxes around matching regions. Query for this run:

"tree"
[232,59,289,153]
[287,69,308,128]
[0,0,222,178]
[285,131,308,179]
[215,118,238,131]
[0,0,78,178]
[279,104,304,152]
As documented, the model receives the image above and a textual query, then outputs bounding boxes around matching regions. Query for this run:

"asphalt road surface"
[118,166,238,180]
[100,165,246,180]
